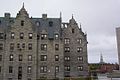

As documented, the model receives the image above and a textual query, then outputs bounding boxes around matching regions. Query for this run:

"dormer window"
[36,21,40,26]
[49,21,53,27]
[21,20,24,26]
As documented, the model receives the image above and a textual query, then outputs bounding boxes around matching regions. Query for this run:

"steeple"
[100,53,104,64]
[69,14,76,24]
[16,3,29,18]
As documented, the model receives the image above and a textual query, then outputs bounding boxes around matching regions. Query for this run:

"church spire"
[100,53,104,64]
[22,2,24,9]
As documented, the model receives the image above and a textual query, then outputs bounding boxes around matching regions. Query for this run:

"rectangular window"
[10,43,14,51]
[0,43,3,50]
[0,55,2,61]
[28,55,32,61]
[55,55,59,61]
[21,20,24,26]
[41,55,47,61]
[17,43,20,49]
[9,66,13,73]
[77,38,82,44]
[8,78,12,80]
[64,66,70,71]
[64,47,70,52]
[28,43,32,50]
[64,38,70,44]
[41,34,47,40]
[20,33,24,39]
[55,66,59,72]
[78,66,83,71]
[40,66,47,73]
[78,56,83,61]
[22,43,25,48]
[41,44,47,51]
[28,78,31,80]
[27,66,32,74]
[18,66,22,74]
[29,33,33,39]
[55,44,59,51]
[11,32,14,39]
[19,55,22,61]
[9,54,13,61]
[55,34,59,40]
[0,66,1,73]
[64,56,70,61]
[0,33,4,39]
[77,47,83,53]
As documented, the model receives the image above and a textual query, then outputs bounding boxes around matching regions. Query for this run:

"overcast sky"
[0,0,120,63]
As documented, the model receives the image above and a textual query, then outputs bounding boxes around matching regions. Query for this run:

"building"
[0,4,89,80]
[116,27,120,70]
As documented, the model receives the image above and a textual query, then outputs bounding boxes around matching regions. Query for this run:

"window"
[0,55,2,61]
[36,21,40,26]
[78,56,83,61]
[72,28,74,33]
[18,66,22,74]
[11,32,15,39]
[41,34,47,40]
[9,54,13,61]
[77,38,82,44]
[22,43,25,48]
[55,34,59,40]
[10,43,14,51]
[9,66,13,73]
[0,43,3,50]
[65,66,70,71]
[29,33,33,39]
[78,66,83,71]
[8,78,12,80]
[0,66,1,73]
[28,78,31,80]
[27,66,32,74]
[55,66,59,72]
[17,43,20,49]
[41,44,47,51]
[65,47,70,52]
[40,66,47,73]
[21,20,24,26]
[41,55,47,61]
[19,55,22,61]
[20,33,24,39]
[77,47,83,53]
[49,21,53,27]
[64,56,70,61]
[28,55,32,61]
[55,55,59,61]
[55,44,59,50]
[28,43,32,50]
[64,38,70,44]
[0,33,4,39]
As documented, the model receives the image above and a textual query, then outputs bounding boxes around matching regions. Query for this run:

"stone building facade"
[0,5,88,80]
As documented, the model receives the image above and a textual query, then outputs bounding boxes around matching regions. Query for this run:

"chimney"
[4,13,11,19]
[42,14,47,19]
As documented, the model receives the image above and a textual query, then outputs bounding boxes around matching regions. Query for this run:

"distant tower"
[100,53,104,64]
